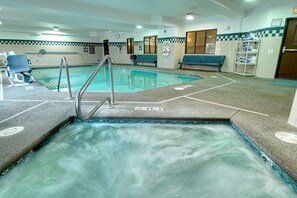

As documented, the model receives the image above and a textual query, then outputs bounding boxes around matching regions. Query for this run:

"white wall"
[242,0,296,32]
[134,29,159,42]
[108,46,132,64]
[0,32,102,43]
[184,1,296,34]
[185,16,242,34]
[158,27,175,38]
[107,32,134,43]
[106,32,134,64]
[0,31,104,67]
[183,1,296,34]
[157,28,179,69]
[242,0,296,78]
[1,1,296,73]
[175,24,187,38]
[216,40,237,72]
[158,43,175,69]
[256,37,282,78]
[0,43,103,67]
[105,29,162,64]
[182,0,296,78]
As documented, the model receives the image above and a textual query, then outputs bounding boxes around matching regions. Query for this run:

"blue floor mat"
[270,79,297,88]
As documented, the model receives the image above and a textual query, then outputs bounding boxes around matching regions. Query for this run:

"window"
[144,35,157,54]
[127,38,134,54]
[185,29,217,54]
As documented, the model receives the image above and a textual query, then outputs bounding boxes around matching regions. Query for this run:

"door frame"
[275,17,297,78]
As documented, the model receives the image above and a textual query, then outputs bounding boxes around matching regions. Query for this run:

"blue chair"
[6,54,34,86]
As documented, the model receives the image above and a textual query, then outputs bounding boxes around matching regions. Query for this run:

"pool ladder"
[57,56,73,99]
[75,55,115,121]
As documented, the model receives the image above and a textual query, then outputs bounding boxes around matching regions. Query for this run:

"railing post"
[75,55,115,121]
[108,57,115,104]
[64,56,73,98]
[57,56,73,99]
[57,58,63,92]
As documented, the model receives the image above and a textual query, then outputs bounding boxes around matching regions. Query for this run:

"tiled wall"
[104,25,284,78]
[107,38,186,68]
[216,27,284,41]
[256,37,282,78]
[0,25,284,78]
[157,37,185,69]
[128,26,283,77]
[217,27,284,78]
[215,40,237,72]
[108,42,131,64]
[0,40,103,67]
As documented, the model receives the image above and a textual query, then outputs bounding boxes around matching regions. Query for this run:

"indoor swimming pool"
[32,65,200,93]
[0,120,296,198]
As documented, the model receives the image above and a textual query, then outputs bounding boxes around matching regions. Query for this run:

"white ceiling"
[0,0,272,38]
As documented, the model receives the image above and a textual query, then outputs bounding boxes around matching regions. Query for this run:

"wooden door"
[276,18,297,79]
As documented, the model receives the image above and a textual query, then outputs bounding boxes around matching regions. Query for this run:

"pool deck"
[1,66,297,184]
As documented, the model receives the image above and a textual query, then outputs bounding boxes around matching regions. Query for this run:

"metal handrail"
[75,55,115,121]
[57,56,73,98]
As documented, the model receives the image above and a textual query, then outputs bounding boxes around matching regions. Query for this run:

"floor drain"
[275,132,297,144]
[0,126,24,137]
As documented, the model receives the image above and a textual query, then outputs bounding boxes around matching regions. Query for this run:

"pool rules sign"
[162,41,170,57]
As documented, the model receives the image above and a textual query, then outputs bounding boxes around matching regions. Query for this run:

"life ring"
[162,48,170,56]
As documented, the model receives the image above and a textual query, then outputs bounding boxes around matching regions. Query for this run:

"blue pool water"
[0,121,296,198]
[32,65,200,93]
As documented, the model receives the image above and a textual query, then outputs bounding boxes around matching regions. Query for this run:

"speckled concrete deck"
[0,66,297,185]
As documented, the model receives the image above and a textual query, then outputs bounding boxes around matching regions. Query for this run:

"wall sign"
[83,45,89,53]
[162,41,170,56]
[271,18,282,27]
[163,41,170,47]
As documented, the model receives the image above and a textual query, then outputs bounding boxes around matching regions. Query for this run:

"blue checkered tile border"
[109,42,127,47]
[0,26,285,47]
[254,27,284,38]
[133,37,185,45]
[0,39,103,47]
[158,37,185,43]
[217,26,284,41]
[216,33,242,41]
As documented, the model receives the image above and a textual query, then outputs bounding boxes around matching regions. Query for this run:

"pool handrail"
[57,56,73,99]
[75,55,115,121]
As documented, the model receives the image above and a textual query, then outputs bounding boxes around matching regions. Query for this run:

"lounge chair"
[5,54,34,86]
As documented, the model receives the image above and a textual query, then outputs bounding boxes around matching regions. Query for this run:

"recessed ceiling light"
[0,21,2,25]
[136,25,142,29]
[53,26,59,31]
[185,13,194,20]
[245,0,256,2]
